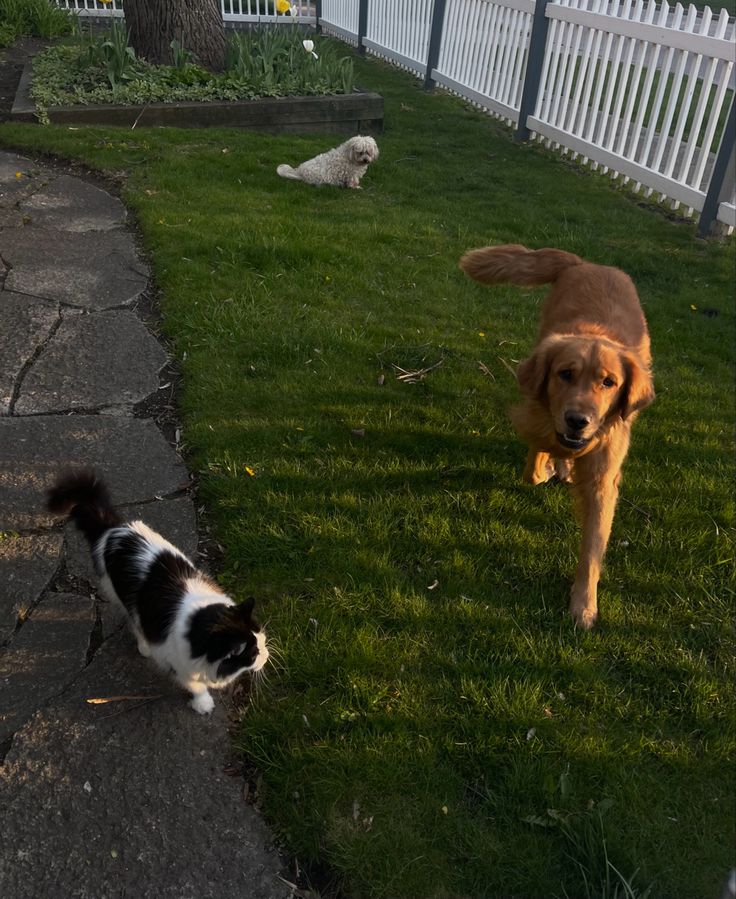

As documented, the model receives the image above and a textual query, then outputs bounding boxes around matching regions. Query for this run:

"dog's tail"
[276,164,302,181]
[47,468,121,546]
[459,244,583,287]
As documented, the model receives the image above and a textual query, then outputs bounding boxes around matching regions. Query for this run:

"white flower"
[302,39,318,59]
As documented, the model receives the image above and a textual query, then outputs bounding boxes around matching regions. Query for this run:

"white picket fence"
[320,0,735,232]
[55,0,315,22]
[436,0,536,121]
[55,0,735,231]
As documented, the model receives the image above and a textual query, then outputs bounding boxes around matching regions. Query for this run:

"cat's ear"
[239,597,255,617]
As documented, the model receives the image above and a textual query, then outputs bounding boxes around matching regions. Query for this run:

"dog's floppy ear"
[619,351,655,420]
[516,336,562,399]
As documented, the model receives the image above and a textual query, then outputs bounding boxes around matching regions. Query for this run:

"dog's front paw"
[571,606,598,630]
[569,586,598,630]
[523,451,555,485]
[190,691,215,715]
[554,458,574,483]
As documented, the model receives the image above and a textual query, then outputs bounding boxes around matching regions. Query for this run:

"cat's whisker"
[265,651,284,671]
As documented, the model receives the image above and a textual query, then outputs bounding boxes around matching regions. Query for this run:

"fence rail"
[55,0,735,233]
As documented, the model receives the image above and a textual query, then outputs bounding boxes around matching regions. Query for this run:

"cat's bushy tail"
[47,469,121,545]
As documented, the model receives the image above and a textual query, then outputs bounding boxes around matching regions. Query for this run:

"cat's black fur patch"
[136,551,197,644]
[216,643,260,680]
[102,530,149,610]
[188,601,259,668]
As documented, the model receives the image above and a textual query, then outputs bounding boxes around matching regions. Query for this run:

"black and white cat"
[47,469,268,714]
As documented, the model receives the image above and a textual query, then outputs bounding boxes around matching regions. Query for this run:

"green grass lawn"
[2,47,733,899]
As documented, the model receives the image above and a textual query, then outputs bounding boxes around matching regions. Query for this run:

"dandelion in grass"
[302,39,318,59]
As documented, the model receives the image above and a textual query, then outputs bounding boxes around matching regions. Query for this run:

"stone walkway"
[0,151,287,899]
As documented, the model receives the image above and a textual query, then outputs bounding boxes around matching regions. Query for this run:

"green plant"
[0,0,26,36]
[0,0,73,45]
[74,19,140,91]
[169,38,194,71]
[29,29,355,118]
[0,21,16,47]
[226,28,354,96]
[525,770,654,899]
[24,0,73,38]
[100,19,138,91]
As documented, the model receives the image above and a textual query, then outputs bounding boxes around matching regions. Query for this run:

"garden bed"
[10,60,383,132]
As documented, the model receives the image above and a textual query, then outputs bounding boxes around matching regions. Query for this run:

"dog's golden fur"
[460,244,654,628]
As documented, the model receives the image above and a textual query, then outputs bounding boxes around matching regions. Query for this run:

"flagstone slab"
[0,153,56,210]
[1,228,148,309]
[0,209,27,228]
[0,592,95,745]
[19,175,127,232]
[0,290,59,414]
[0,533,63,646]
[15,310,167,414]
[0,416,189,531]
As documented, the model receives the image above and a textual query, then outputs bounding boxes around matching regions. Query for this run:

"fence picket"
[679,10,728,186]
[650,3,699,196]
[614,0,657,164]
[577,0,610,162]
[664,6,708,183]
[691,45,733,195]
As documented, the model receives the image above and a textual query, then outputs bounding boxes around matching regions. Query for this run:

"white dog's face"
[347,136,379,166]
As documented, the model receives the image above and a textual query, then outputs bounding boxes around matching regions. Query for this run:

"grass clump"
[1,46,733,899]
[29,22,355,121]
[0,0,73,47]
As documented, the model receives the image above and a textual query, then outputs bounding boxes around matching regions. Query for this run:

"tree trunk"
[123,0,227,72]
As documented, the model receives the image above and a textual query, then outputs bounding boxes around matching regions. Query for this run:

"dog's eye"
[602,377,616,388]
[558,369,573,382]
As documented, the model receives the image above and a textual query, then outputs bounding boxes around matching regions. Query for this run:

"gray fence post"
[697,95,735,238]
[423,0,448,90]
[357,0,368,54]
[315,0,322,34]
[515,0,550,143]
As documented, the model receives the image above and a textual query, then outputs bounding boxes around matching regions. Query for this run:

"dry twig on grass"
[392,358,444,383]
[497,355,518,379]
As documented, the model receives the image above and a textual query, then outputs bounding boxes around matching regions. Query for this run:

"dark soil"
[0,38,46,123]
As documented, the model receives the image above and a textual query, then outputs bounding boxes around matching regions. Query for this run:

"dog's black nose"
[565,411,590,432]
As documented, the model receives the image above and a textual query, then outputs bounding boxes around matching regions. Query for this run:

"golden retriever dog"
[460,244,655,629]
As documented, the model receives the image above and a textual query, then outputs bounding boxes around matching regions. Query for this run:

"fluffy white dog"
[277,135,379,188]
